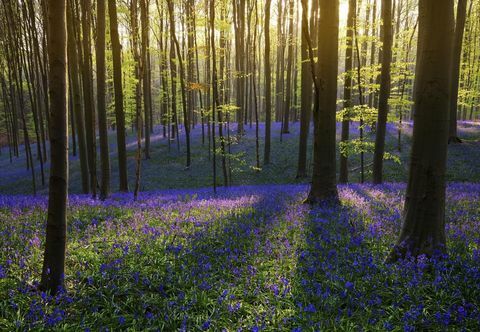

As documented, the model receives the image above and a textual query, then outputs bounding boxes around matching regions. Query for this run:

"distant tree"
[372,0,393,184]
[306,0,339,204]
[108,0,129,192]
[282,0,295,134]
[263,0,272,165]
[387,0,454,261]
[96,0,111,199]
[448,0,468,144]
[81,0,97,197]
[41,0,68,294]
[140,0,152,158]
[166,0,191,169]
[339,0,356,183]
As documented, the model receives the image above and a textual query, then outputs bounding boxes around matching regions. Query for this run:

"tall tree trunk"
[339,0,356,183]
[306,0,339,204]
[282,0,294,134]
[263,0,272,165]
[96,0,111,199]
[108,0,129,192]
[448,0,467,143]
[167,0,191,169]
[81,0,97,197]
[387,0,454,262]
[41,0,68,294]
[67,0,88,193]
[372,0,393,184]
[141,0,152,158]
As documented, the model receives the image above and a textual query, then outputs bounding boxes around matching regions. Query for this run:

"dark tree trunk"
[372,0,393,184]
[387,0,454,262]
[282,0,294,134]
[41,0,68,295]
[141,0,152,158]
[67,0,88,193]
[167,0,191,169]
[263,0,272,165]
[81,0,97,198]
[448,0,467,144]
[96,0,111,199]
[306,0,339,204]
[339,0,356,183]
[108,0,129,192]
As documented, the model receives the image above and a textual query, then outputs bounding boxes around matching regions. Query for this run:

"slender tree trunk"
[282,0,295,134]
[108,0,129,192]
[81,0,97,197]
[167,0,191,168]
[96,0,111,199]
[141,0,152,158]
[339,0,356,183]
[448,0,467,144]
[67,0,89,194]
[41,0,68,294]
[372,0,393,184]
[263,0,272,165]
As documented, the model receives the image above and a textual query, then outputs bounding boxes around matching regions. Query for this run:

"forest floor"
[0,121,480,330]
[1,121,480,194]
[1,183,479,330]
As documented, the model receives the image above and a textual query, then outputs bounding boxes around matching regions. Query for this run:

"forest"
[0,0,480,330]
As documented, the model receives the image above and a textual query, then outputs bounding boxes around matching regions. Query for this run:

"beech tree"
[108,0,129,192]
[388,0,454,261]
[306,0,340,204]
[339,0,356,183]
[41,0,68,294]
[372,0,393,184]
[448,0,468,144]
[263,0,272,165]
[96,0,111,199]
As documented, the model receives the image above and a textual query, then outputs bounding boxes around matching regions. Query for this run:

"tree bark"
[372,0,393,184]
[339,0,356,183]
[263,0,272,165]
[306,0,339,204]
[108,0,129,192]
[448,0,467,144]
[96,0,111,199]
[387,0,454,262]
[41,0,68,294]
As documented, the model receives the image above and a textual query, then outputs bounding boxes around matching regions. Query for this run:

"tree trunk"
[339,0,356,183]
[448,0,467,144]
[67,0,88,193]
[282,0,295,134]
[372,0,393,184]
[306,0,339,204]
[108,0,129,192]
[387,0,454,262]
[141,0,152,158]
[263,0,272,165]
[41,0,68,294]
[96,0,111,199]
[81,0,97,197]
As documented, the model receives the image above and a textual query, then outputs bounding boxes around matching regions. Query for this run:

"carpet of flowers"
[1,183,479,330]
